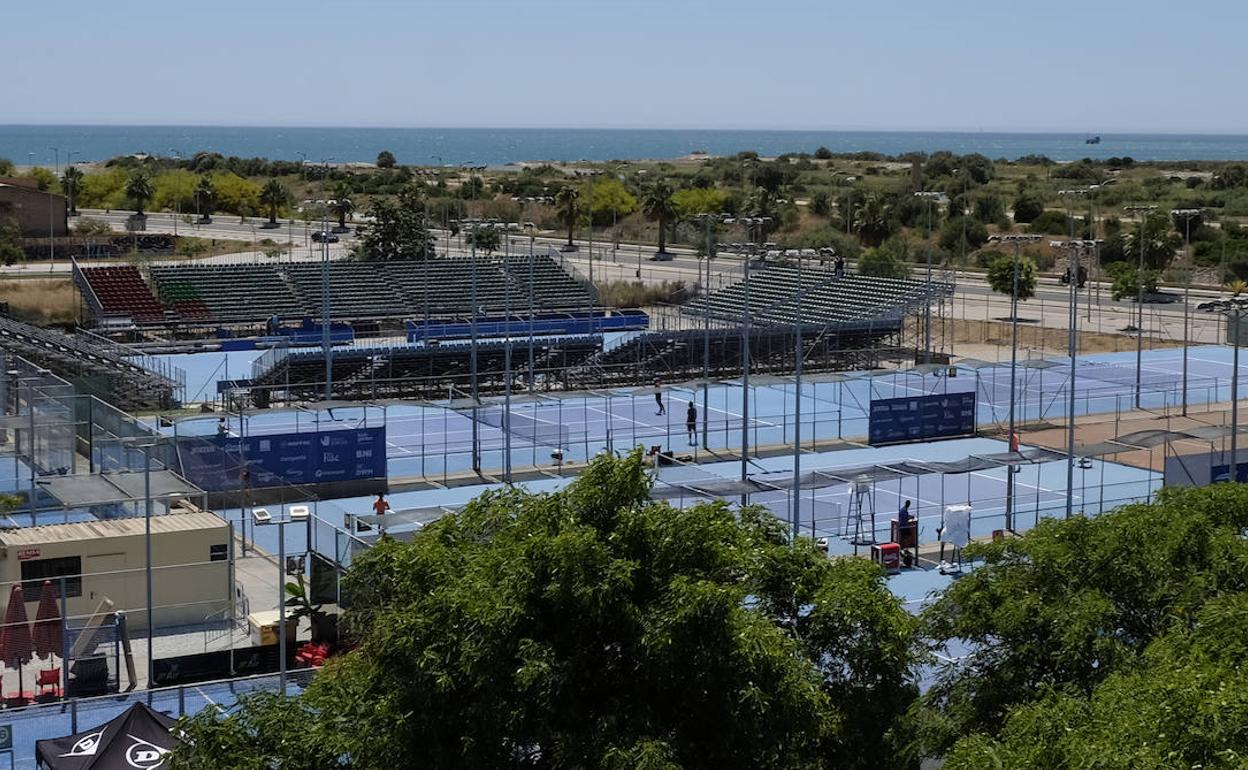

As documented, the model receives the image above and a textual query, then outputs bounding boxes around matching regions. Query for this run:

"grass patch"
[596,280,692,308]
[0,278,78,325]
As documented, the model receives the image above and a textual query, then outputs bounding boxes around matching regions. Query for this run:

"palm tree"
[641,180,678,255]
[124,171,154,216]
[852,193,895,248]
[328,183,354,231]
[259,179,289,226]
[554,186,581,249]
[194,175,216,222]
[60,166,83,215]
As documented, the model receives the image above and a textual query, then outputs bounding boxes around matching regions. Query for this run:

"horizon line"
[2,122,1247,138]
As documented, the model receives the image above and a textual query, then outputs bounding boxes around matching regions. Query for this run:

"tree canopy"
[357,185,435,261]
[916,484,1248,763]
[169,452,918,770]
[985,252,1037,302]
[376,150,397,169]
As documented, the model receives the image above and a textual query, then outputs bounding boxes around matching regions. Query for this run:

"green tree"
[77,167,128,210]
[1126,210,1181,270]
[672,187,732,220]
[377,150,397,169]
[0,157,13,176]
[641,180,678,254]
[1105,261,1161,300]
[1011,192,1045,224]
[809,190,833,217]
[151,169,197,216]
[852,194,897,248]
[211,172,261,217]
[357,185,435,261]
[465,224,501,255]
[60,166,83,214]
[259,178,289,225]
[814,146,833,160]
[945,591,1248,769]
[169,452,918,770]
[554,185,581,248]
[858,236,913,279]
[0,219,24,267]
[124,171,154,215]
[585,176,637,225]
[329,183,355,230]
[938,216,989,253]
[917,484,1248,762]
[985,252,1037,303]
[194,174,216,220]
[25,167,57,192]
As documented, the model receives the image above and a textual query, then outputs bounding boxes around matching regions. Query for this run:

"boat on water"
[1086,136,1102,145]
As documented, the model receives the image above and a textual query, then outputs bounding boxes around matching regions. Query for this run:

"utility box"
[248,610,298,646]
[0,511,231,630]
[871,542,901,575]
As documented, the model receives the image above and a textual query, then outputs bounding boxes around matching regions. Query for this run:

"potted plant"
[285,573,338,645]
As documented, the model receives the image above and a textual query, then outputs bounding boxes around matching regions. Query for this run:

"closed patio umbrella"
[33,580,63,662]
[0,583,33,700]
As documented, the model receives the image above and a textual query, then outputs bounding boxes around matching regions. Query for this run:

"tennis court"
[158,345,1242,482]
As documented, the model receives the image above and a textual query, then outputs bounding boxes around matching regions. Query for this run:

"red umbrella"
[32,581,62,662]
[0,584,33,698]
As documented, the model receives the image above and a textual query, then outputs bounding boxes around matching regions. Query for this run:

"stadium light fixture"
[1198,298,1248,479]
[1052,238,1101,520]
[724,225,772,492]
[690,213,734,452]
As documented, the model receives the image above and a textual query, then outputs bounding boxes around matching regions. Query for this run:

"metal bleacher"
[86,257,596,328]
[693,265,951,328]
[0,315,178,408]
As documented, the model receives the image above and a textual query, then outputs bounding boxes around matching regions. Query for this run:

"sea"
[4,125,1248,167]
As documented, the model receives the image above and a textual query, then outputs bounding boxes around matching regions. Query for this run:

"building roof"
[0,511,226,548]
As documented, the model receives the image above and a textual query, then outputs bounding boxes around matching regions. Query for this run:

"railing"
[75,327,186,400]
[252,343,291,379]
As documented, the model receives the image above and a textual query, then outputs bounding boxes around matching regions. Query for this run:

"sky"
[4,0,1246,133]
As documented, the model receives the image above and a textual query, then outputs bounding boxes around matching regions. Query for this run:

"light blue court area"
[300,438,1158,569]
[152,345,1243,482]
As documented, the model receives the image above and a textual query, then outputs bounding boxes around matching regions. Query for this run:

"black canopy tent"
[36,703,177,770]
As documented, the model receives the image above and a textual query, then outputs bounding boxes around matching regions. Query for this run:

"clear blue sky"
[6,0,1245,132]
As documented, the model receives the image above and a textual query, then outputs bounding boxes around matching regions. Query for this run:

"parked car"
[311,231,339,243]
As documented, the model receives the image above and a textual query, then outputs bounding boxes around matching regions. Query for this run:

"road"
[27,208,1229,347]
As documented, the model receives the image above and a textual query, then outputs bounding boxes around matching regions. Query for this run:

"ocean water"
[4,125,1248,166]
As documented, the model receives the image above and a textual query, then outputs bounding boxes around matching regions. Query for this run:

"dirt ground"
[0,278,78,325]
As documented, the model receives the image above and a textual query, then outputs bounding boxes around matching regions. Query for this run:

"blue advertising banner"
[177,427,387,491]
[868,392,976,446]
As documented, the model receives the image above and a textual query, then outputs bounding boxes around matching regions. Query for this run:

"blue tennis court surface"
[155,344,1242,481]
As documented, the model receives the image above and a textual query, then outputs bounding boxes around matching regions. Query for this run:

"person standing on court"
[373,492,391,534]
[898,499,912,529]
[686,402,698,445]
[654,379,665,416]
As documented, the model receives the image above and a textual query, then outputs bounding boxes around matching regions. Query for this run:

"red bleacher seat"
[81,266,167,324]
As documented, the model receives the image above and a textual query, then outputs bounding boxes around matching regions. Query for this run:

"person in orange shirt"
[373,493,391,534]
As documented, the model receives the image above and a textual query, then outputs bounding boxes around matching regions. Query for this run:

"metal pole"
[702,217,712,449]
[1233,315,1241,480]
[470,236,480,473]
[144,444,153,687]
[1006,242,1020,531]
[793,249,803,540]
[278,520,287,695]
[924,197,933,363]
[741,235,752,485]
[1066,245,1079,518]
[1131,207,1151,409]
[321,161,334,400]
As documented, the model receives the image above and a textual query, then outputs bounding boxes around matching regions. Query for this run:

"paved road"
[45,209,1232,347]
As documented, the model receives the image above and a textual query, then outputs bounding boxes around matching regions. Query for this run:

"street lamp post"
[1125,205,1157,409]
[989,234,1042,531]
[1199,299,1248,481]
[1173,209,1202,417]
[727,218,772,490]
[915,191,945,363]
[692,213,732,450]
[321,159,335,401]
[1054,238,1100,518]
[252,507,309,696]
